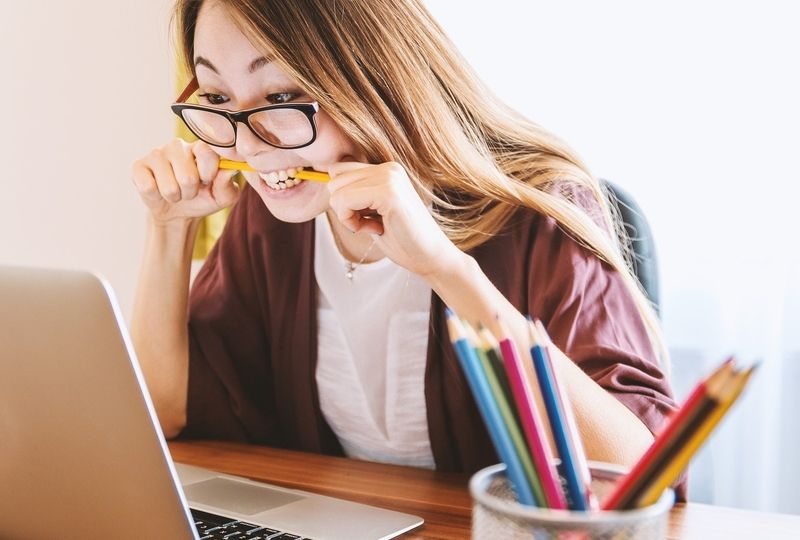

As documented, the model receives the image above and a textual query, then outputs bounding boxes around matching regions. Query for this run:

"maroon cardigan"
[180,185,685,499]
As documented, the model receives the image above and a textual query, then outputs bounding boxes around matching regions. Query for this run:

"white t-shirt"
[314,214,435,468]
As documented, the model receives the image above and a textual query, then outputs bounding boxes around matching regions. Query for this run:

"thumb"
[210,169,241,208]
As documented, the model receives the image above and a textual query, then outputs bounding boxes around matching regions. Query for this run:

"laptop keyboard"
[191,508,315,540]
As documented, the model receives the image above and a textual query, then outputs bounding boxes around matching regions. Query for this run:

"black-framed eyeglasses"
[171,76,320,149]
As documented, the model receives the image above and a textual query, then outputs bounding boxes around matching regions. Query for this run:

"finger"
[330,187,386,234]
[193,141,222,184]
[327,160,372,178]
[210,169,240,208]
[354,216,384,236]
[327,168,383,197]
[327,161,375,191]
[146,153,182,203]
[131,160,162,204]
[168,145,201,200]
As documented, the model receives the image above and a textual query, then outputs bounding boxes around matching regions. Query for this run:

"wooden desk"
[168,440,800,539]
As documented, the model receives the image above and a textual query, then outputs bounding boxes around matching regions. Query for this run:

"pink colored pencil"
[496,321,567,509]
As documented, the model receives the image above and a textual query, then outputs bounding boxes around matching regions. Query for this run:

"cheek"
[296,112,364,163]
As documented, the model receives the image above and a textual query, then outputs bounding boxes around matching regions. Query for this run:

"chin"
[261,201,322,223]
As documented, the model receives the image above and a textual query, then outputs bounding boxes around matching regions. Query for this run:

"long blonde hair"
[175,0,669,366]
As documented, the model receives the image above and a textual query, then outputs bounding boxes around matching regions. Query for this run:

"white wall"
[424,0,798,299]
[0,0,175,316]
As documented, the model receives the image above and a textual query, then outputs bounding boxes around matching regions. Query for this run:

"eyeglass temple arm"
[175,76,199,103]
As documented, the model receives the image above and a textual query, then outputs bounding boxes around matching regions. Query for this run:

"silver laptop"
[0,266,423,540]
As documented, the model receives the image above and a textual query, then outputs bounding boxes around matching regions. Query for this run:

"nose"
[234,121,274,159]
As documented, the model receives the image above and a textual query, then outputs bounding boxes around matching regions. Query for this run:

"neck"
[325,209,385,264]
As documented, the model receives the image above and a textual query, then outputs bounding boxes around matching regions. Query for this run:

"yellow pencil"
[635,365,757,507]
[218,159,330,183]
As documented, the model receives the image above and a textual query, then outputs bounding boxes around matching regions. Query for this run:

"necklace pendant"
[345,262,355,281]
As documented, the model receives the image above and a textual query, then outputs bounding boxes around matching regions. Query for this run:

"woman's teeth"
[257,167,306,190]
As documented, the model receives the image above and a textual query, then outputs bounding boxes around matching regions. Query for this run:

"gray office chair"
[601,180,660,316]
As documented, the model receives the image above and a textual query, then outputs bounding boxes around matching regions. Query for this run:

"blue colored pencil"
[534,319,598,510]
[527,319,589,511]
[445,309,537,506]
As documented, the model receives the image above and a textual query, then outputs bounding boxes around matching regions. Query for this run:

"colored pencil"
[218,159,331,182]
[635,365,757,507]
[534,319,598,511]
[478,326,520,423]
[466,324,546,506]
[601,358,736,510]
[444,310,537,505]
[495,320,567,509]
[528,321,588,510]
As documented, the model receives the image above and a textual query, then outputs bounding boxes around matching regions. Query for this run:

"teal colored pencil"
[478,327,523,434]
[478,327,550,507]
[465,323,546,507]
[445,311,537,505]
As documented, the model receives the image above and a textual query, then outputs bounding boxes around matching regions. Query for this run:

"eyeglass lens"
[180,108,314,147]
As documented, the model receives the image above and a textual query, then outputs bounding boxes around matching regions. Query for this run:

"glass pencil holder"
[470,462,675,540]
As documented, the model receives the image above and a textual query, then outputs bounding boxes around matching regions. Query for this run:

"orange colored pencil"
[218,159,330,182]
[635,365,756,507]
[602,358,735,510]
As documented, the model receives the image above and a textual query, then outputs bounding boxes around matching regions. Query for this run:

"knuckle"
[141,184,159,199]
[161,186,180,201]
[166,138,185,151]
[192,139,210,153]
[131,160,145,178]
[177,173,199,188]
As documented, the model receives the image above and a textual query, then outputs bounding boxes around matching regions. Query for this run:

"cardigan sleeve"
[525,211,687,499]
[526,203,675,429]
[178,187,278,443]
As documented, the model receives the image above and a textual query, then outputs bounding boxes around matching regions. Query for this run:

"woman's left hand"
[326,160,463,279]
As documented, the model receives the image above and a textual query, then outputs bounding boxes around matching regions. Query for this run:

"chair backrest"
[601,180,660,316]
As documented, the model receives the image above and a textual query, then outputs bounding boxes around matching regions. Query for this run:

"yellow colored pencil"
[218,159,330,183]
[635,365,756,507]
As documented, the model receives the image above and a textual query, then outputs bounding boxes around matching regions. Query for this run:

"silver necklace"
[327,213,379,281]
[344,237,378,281]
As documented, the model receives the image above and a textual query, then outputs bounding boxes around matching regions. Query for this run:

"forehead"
[193,1,280,79]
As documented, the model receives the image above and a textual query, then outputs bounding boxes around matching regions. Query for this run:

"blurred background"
[1,0,797,514]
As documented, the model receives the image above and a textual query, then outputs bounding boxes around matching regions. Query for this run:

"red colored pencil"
[602,357,736,510]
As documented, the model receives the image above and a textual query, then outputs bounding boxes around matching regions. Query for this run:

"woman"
[131,0,680,492]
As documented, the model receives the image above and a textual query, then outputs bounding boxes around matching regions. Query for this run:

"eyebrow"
[194,55,274,75]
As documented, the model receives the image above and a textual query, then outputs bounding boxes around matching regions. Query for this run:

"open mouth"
[257,167,307,191]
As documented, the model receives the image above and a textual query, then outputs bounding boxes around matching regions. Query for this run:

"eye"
[266,92,301,104]
[197,92,229,106]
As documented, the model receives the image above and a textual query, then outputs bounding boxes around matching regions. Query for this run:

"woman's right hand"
[132,138,240,224]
